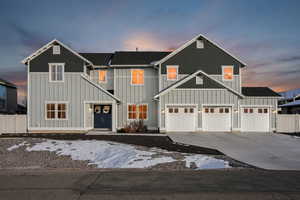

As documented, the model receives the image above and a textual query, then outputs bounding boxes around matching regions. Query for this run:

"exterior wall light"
[161,109,165,114]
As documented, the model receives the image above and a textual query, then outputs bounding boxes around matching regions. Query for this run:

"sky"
[0,0,300,104]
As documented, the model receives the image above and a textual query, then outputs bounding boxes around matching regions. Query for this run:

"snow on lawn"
[8,140,230,169]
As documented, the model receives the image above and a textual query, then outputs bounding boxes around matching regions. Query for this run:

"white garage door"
[202,107,232,132]
[166,106,197,132]
[241,107,270,132]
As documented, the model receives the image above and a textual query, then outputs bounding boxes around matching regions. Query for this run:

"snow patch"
[7,141,29,151]
[9,139,230,169]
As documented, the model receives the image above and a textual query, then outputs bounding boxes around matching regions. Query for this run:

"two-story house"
[0,78,17,114]
[22,34,281,133]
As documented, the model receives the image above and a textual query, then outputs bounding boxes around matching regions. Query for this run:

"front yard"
[0,138,248,170]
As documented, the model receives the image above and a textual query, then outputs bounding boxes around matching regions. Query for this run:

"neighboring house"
[22,34,281,133]
[0,78,17,114]
[279,88,300,114]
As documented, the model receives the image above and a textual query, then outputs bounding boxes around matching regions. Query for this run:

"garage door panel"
[202,107,232,132]
[241,107,270,132]
[166,106,197,132]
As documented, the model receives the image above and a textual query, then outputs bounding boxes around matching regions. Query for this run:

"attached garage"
[202,106,232,132]
[165,105,197,132]
[241,107,270,132]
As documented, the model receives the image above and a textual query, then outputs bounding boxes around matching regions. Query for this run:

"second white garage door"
[241,107,270,132]
[166,106,197,132]
[202,107,232,132]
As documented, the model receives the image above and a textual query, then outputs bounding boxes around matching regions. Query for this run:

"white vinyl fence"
[0,115,27,134]
[277,114,300,133]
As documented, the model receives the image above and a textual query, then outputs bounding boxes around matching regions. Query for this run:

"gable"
[177,75,224,89]
[30,43,86,72]
[161,36,243,75]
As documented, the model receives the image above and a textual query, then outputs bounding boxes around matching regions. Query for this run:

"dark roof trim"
[242,87,281,97]
[0,78,17,88]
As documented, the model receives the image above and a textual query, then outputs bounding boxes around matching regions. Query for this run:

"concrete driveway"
[168,132,300,170]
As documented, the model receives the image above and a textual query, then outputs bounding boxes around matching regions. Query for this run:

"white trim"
[49,63,65,83]
[155,34,247,66]
[97,69,107,84]
[22,39,93,65]
[127,103,148,121]
[110,65,153,67]
[175,88,226,91]
[130,69,145,86]
[166,65,179,81]
[45,101,69,120]
[222,65,234,82]
[243,96,282,99]
[28,127,90,131]
[154,70,244,99]
[27,61,31,130]
[81,74,121,103]
[240,105,273,108]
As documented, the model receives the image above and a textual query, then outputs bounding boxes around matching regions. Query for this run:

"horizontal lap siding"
[240,97,278,129]
[29,73,114,129]
[115,68,158,129]
[160,89,239,129]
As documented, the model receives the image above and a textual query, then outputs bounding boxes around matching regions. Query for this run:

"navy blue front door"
[94,105,112,129]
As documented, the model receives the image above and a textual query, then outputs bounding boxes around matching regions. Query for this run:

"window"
[220,108,224,113]
[169,108,173,113]
[196,39,204,49]
[189,108,194,113]
[244,108,248,113]
[210,108,214,113]
[0,85,6,110]
[205,108,209,113]
[131,69,144,85]
[258,108,263,113]
[49,63,64,82]
[249,109,253,113]
[167,66,178,80]
[98,70,107,83]
[46,102,67,120]
[264,108,268,113]
[222,66,233,81]
[225,108,230,113]
[174,108,179,113]
[184,108,188,113]
[196,76,203,85]
[53,45,61,55]
[128,104,148,120]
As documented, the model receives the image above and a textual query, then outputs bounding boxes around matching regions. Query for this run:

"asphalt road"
[0,169,300,200]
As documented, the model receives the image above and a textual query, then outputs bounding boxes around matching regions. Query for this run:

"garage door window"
[250,109,253,113]
[169,108,173,113]
[189,108,194,113]
[264,109,268,113]
[210,108,214,113]
[244,108,248,113]
[174,108,179,113]
[219,108,224,113]
[258,108,263,113]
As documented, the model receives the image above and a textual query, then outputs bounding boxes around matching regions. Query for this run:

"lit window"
[222,66,233,81]
[98,70,107,83]
[138,105,148,120]
[46,103,67,120]
[167,66,178,80]
[131,69,144,85]
[49,63,64,82]
[53,45,61,55]
[128,104,148,120]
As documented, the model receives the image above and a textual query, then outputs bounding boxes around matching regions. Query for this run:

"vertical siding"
[115,68,158,129]
[160,89,239,129]
[29,72,114,129]
[240,97,278,129]
[90,69,114,90]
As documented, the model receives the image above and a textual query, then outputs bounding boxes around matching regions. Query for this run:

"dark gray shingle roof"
[110,51,171,65]
[79,53,113,66]
[0,78,17,88]
[242,87,281,97]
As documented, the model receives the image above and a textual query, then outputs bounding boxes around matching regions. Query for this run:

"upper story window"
[196,39,204,49]
[0,85,7,110]
[131,69,144,85]
[167,65,178,80]
[53,45,61,55]
[46,102,67,120]
[222,65,234,81]
[98,70,107,83]
[49,63,65,82]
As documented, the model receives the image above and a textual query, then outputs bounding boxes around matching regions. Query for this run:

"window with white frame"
[46,102,67,120]
[49,63,64,82]
[53,45,61,55]
[98,70,107,83]
[222,65,234,81]
[128,104,148,120]
[196,39,204,49]
[167,65,178,80]
[131,69,144,85]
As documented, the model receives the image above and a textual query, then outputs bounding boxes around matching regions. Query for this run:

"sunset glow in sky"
[0,0,300,103]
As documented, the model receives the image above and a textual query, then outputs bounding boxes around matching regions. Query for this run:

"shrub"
[121,120,147,133]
